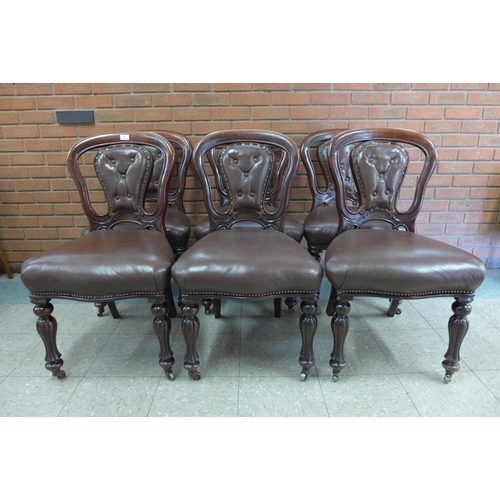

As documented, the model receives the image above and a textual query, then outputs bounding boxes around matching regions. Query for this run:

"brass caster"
[204,309,211,315]
[395,308,402,315]
[53,370,66,380]
[165,370,175,381]
[189,371,201,381]
[332,373,339,382]
[444,373,452,384]
[300,371,308,382]
[97,312,104,317]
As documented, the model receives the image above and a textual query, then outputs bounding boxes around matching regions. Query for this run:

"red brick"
[1,191,34,202]
[428,175,453,187]
[4,216,39,227]
[428,235,459,246]
[461,121,498,133]
[192,93,231,106]
[75,95,113,108]
[445,107,482,119]
[430,212,464,223]
[429,92,467,105]
[3,126,40,138]
[479,135,500,147]
[36,96,74,109]
[25,228,59,239]
[368,106,405,119]
[330,106,367,119]
[479,224,500,235]
[482,108,500,119]
[8,153,44,165]
[411,83,450,90]
[434,187,470,199]
[173,108,210,121]
[459,235,492,246]
[0,112,19,125]
[349,120,387,129]
[0,140,23,152]
[132,84,172,93]
[272,92,311,105]
[54,83,92,94]
[213,83,252,91]
[272,121,311,135]
[0,97,35,110]
[193,121,231,135]
[15,83,53,95]
[470,187,500,198]
[153,122,192,135]
[406,107,444,119]
[473,163,500,174]
[153,94,191,106]
[488,175,500,186]
[334,84,371,90]
[311,92,349,105]
[441,135,477,147]
[0,84,15,95]
[424,122,461,133]
[294,84,332,90]
[449,199,484,211]
[464,212,498,223]
[437,162,473,174]
[212,108,250,121]
[232,93,270,106]
[451,84,488,90]
[452,175,488,187]
[457,149,494,161]
[253,107,290,120]
[173,84,211,92]
[252,84,292,91]
[351,92,389,105]
[0,205,20,215]
[386,121,425,132]
[484,200,500,211]
[16,179,50,191]
[35,192,70,203]
[418,224,445,235]
[391,92,429,105]
[95,109,134,122]
[468,92,500,105]
[5,241,43,251]
[0,167,30,178]
[233,121,271,130]
[91,83,131,94]
[30,166,66,178]
[20,111,56,124]
[114,95,152,107]
[40,125,78,138]
[25,139,61,152]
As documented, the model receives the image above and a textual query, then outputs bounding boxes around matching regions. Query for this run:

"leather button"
[244,173,249,177]
[115,196,120,200]
[238,191,242,197]
[127,194,132,199]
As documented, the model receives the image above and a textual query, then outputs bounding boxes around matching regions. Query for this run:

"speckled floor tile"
[238,376,328,417]
[148,376,239,417]
[398,371,500,416]
[0,334,41,376]
[59,376,160,417]
[313,330,395,377]
[0,376,82,417]
[320,374,420,417]
[474,370,500,401]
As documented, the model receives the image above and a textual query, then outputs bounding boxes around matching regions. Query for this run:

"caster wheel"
[300,372,308,382]
[165,370,175,381]
[54,370,66,379]
[395,308,402,315]
[332,374,339,382]
[97,312,103,317]
[444,374,452,384]
[189,371,201,381]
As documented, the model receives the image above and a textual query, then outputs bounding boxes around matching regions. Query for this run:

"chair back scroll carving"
[67,132,175,233]
[327,128,438,234]
[193,130,300,232]
[300,129,358,210]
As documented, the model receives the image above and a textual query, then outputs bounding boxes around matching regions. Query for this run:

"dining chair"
[171,130,324,381]
[323,128,486,383]
[20,132,178,380]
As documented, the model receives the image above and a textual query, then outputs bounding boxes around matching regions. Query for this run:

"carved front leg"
[150,300,175,380]
[330,297,351,381]
[442,295,473,383]
[94,302,106,317]
[33,300,65,379]
[181,301,201,380]
[299,298,318,381]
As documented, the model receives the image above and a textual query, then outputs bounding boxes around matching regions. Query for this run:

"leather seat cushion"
[172,230,323,297]
[325,229,486,297]
[21,230,175,299]
[194,215,304,242]
[164,207,191,251]
[303,205,340,248]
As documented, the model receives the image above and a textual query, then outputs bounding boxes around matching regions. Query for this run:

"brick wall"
[1,82,499,271]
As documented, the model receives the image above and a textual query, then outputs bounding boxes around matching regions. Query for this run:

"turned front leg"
[442,295,473,383]
[181,301,201,380]
[298,298,318,381]
[150,300,175,380]
[33,300,65,379]
[330,296,351,381]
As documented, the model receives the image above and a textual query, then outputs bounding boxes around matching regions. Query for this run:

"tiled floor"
[1,270,500,417]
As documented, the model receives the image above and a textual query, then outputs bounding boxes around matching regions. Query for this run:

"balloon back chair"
[93,131,192,319]
[171,130,324,381]
[21,132,178,380]
[301,129,402,317]
[193,140,304,316]
[323,128,486,383]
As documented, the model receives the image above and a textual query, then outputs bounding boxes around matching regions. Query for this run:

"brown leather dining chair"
[323,128,487,383]
[193,145,304,316]
[171,130,324,381]
[94,131,192,319]
[20,132,178,380]
[301,129,402,317]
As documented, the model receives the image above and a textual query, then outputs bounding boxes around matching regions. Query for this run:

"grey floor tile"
[239,337,310,378]
[470,298,500,328]
[398,371,500,416]
[0,376,82,417]
[448,326,500,371]
[313,331,396,377]
[148,376,239,417]
[0,333,41,376]
[320,374,420,417]
[59,376,160,417]
[474,370,500,401]
[371,328,459,374]
[238,376,328,417]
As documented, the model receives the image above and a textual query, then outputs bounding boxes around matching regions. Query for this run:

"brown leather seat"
[323,128,487,383]
[20,132,178,380]
[171,130,323,381]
